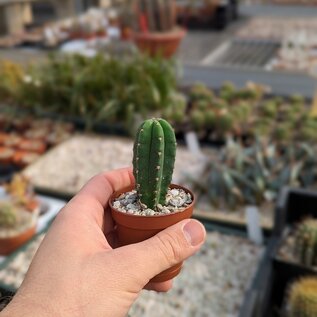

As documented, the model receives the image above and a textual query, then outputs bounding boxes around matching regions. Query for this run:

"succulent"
[163,92,187,124]
[205,110,216,127]
[0,203,18,228]
[190,83,214,103]
[261,101,278,118]
[192,140,317,210]
[293,219,317,267]
[190,109,206,130]
[216,111,234,134]
[5,174,33,206]
[220,82,236,102]
[133,118,176,210]
[287,276,317,317]
[274,123,293,142]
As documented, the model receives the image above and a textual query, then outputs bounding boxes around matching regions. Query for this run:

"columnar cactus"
[133,118,176,210]
[0,203,17,227]
[287,277,317,317]
[294,219,317,266]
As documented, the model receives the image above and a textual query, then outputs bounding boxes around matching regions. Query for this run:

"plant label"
[185,132,203,158]
[246,206,264,245]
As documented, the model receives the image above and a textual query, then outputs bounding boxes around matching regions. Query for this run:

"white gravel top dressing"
[113,188,192,216]
[24,135,206,195]
[129,231,263,317]
[0,210,37,238]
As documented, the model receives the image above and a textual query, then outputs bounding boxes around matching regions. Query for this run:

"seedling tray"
[259,251,316,317]
[274,186,317,236]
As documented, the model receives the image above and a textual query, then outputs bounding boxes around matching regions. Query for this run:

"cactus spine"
[133,118,176,210]
[294,219,317,266]
[287,277,317,317]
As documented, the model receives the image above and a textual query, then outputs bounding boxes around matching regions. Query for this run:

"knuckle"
[155,231,186,266]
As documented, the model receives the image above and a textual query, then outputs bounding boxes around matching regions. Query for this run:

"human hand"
[1,168,206,317]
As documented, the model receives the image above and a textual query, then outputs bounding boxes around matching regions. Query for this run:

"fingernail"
[183,220,205,246]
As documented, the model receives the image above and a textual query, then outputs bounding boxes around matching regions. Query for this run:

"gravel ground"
[0,230,263,316]
[23,134,208,196]
[129,231,263,317]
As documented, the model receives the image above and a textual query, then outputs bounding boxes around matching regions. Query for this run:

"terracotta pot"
[0,225,36,255]
[133,28,187,59]
[110,184,195,282]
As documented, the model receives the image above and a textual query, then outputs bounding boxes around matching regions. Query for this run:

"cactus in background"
[163,92,187,124]
[190,109,206,130]
[190,83,214,103]
[135,0,176,32]
[293,219,317,266]
[287,276,317,317]
[0,203,18,228]
[133,118,176,210]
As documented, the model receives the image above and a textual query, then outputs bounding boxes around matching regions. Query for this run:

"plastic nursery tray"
[258,252,316,317]
[194,206,273,237]
[273,186,317,236]
[238,237,277,317]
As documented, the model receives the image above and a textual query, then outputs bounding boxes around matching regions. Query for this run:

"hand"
[1,168,206,317]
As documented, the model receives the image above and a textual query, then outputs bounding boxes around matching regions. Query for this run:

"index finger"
[64,167,135,227]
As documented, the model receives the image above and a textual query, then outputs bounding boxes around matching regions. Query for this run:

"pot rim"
[133,27,187,41]
[109,183,195,219]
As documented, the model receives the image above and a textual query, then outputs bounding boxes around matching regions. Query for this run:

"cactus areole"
[133,118,177,210]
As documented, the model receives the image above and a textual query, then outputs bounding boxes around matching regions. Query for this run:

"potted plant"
[0,175,40,255]
[0,202,37,255]
[284,276,317,317]
[109,118,194,282]
[132,0,186,58]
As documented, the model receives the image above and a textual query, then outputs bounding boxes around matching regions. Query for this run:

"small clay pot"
[0,225,36,255]
[109,184,195,283]
[133,27,187,59]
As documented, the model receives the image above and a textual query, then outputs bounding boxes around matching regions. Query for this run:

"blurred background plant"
[16,53,177,132]
[190,139,317,210]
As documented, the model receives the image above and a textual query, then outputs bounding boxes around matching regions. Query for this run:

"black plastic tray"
[274,186,317,236]
[260,253,316,317]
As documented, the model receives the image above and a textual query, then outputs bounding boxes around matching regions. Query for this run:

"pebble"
[171,189,179,196]
[113,201,121,209]
[129,232,263,317]
[113,188,192,216]
[23,135,208,196]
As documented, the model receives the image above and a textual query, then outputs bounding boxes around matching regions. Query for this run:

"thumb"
[117,219,206,284]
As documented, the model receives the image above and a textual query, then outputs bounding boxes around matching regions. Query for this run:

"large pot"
[133,28,187,59]
[109,184,195,283]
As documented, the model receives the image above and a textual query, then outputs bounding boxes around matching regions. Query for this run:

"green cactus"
[133,118,176,210]
[287,276,317,317]
[190,83,214,103]
[216,111,234,134]
[163,92,186,124]
[190,109,206,130]
[0,203,17,227]
[262,101,278,118]
[274,123,292,142]
[294,219,317,267]
[205,109,216,127]
[194,100,210,111]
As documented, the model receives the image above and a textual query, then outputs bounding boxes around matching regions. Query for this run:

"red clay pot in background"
[133,28,187,59]
[0,225,36,255]
[110,184,195,283]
